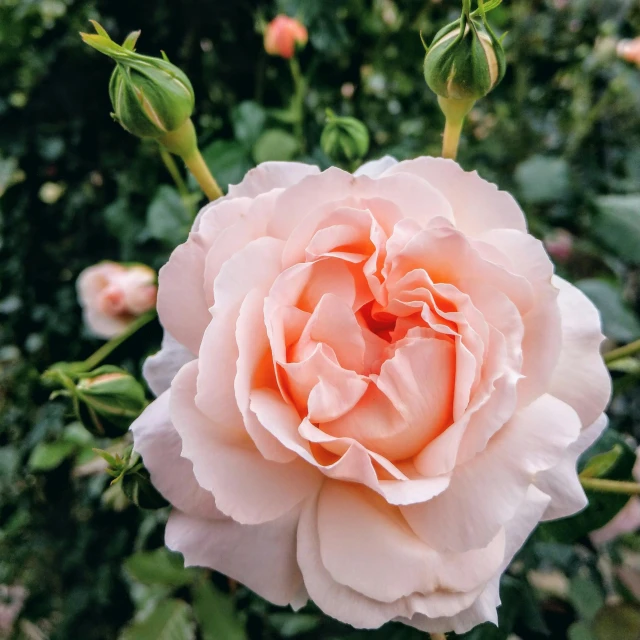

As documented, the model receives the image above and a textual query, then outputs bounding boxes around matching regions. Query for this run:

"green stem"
[604,338,640,365]
[82,311,156,371]
[580,477,640,496]
[159,147,195,219]
[289,57,306,152]
[438,97,475,161]
[183,148,223,201]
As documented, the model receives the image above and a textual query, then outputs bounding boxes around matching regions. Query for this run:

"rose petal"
[549,276,612,426]
[143,331,194,396]
[166,506,304,606]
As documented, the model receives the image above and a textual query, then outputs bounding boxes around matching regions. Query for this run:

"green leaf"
[569,575,605,622]
[192,580,247,640]
[145,185,190,246]
[199,140,253,191]
[232,101,267,148]
[577,279,640,343]
[124,548,198,587]
[28,440,77,471]
[569,621,597,640]
[593,194,640,264]
[119,598,195,640]
[252,129,299,164]
[593,604,640,640]
[580,445,624,479]
[514,155,571,204]
[542,429,637,542]
[268,612,322,637]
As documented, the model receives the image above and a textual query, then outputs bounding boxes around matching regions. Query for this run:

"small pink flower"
[132,158,611,634]
[618,38,640,67]
[543,228,574,263]
[264,16,308,59]
[77,262,157,338]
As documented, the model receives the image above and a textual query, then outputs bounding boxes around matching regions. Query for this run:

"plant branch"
[580,477,640,495]
[82,311,157,371]
[604,338,640,365]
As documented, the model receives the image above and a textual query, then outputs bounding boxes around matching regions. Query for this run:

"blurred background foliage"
[2,0,640,638]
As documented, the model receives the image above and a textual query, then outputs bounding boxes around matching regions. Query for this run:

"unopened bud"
[121,465,168,510]
[264,16,308,59]
[423,6,505,102]
[75,366,147,438]
[617,38,640,67]
[81,21,195,144]
[543,229,574,263]
[321,111,370,163]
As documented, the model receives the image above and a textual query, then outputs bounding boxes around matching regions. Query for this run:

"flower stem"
[580,477,640,495]
[604,338,640,365]
[431,634,447,640]
[442,117,464,160]
[82,311,157,371]
[438,97,475,161]
[183,148,223,202]
[159,147,195,219]
[289,56,306,152]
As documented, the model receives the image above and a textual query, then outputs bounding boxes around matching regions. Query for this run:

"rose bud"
[80,21,195,144]
[75,366,148,438]
[77,262,157,339]
[121,465,169,510]
[264,15,308,59]
[543,228,574,263]
[617,37,640,67]
[321,110,370,163]
[423,9,506,104]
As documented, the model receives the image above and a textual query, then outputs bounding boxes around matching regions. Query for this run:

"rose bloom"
[618,37,640,66]
[133,158,611,634]
[264,15,308,59]
[77,262,157,338]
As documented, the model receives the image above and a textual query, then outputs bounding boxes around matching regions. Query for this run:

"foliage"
[2,0,640,638]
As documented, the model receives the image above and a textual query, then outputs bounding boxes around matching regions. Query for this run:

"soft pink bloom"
[132,158,611,634]
[77,262,157,338]
[543,228,574,263]
[264,16,308,59]
[618,38,640,67]
[0,585,27,634]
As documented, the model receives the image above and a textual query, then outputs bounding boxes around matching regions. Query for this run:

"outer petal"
[171,361,322,525]
[166,506,305,606]
[404,394,581,552]
[130,392,217,518]
[228,161,321,199]
[535,414,608,521]
[157,235,211,354]
[143,331,194,396]
[354,156,398,178]
[385,157,527,236]
[549,276,612,426]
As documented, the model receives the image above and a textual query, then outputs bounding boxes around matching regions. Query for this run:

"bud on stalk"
[423,0,506,159]
[74,366,147,438]
[80,21,222,200]
[321,110,370,164]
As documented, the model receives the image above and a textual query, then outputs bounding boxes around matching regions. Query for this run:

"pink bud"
[617,37,640,67]
[264,15,308,59]
[543,229,574,263]
[77,262,157,338]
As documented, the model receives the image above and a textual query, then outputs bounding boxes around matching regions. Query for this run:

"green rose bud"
[321,110,370,163]
[121,465,168,510]
[423,4,506,102]
[80,21,195,143]
[74,366,147,438]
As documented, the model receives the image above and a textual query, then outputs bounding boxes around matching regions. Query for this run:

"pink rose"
[264,16,308,59]
[132,158,611,634]
[77,262,157,338]
[618,37,640,67]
